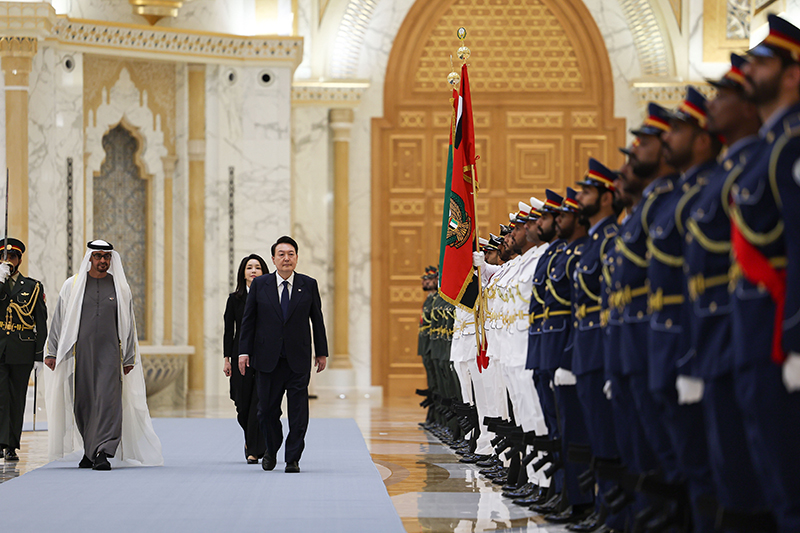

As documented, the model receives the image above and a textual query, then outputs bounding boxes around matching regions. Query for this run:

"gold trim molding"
[51,18,303,68]
[0,3,303,68]
[632,82,716,108]
[292,80,369,106]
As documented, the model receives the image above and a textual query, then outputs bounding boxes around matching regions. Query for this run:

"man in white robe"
[45,240,162,469]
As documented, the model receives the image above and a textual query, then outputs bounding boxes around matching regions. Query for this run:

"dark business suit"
[223,291,266,458]
[238,272,328,464]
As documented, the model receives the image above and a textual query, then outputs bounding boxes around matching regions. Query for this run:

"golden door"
[372,0,626,397]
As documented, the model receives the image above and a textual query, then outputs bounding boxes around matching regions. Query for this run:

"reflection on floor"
[4,394,567,532]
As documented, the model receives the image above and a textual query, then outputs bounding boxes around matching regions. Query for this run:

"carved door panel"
[373,0,626,397]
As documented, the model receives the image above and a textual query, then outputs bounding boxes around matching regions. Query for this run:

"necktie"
[281,280,290,320]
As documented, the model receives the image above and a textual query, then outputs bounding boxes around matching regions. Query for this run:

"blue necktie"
[281,280,290,320]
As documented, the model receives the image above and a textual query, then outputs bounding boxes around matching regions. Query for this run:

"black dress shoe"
[513,486,549,506]
[4,449,19,461]
[92,451,111,471]
[485,468,508,479]
[503,482,536,499]
[262,455,277,471]
[285,461,300,473]
[567,509,603,532]
[246,456,258,464]
[545,504,593,524]
[530,493,563,514]
[78,455,93,469]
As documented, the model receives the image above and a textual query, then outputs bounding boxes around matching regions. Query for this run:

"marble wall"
[295,0,315,79]
[204,63,294,397]
[173,64,189,346]
[26,45,83,319]
[291,106,332,326]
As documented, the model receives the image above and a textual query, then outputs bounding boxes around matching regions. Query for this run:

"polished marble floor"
[3,391,568,532]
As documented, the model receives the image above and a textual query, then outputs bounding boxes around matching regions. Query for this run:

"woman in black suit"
[223,254,269,463]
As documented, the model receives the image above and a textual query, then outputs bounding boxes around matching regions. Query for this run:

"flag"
[438,63,479,311]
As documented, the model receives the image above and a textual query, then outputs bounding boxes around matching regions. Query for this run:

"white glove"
[473,251,486,268]
[0,262,10,283]
[33,361,43,378]
[603,380,613,400]
[782,353,800,393]
[676,375,704,404]
[554,368,577,386]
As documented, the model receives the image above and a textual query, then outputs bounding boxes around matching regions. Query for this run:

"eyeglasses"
[91,253,112,261]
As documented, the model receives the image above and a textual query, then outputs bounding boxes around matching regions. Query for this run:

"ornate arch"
[371,0,626,395]
[85,65,170,344]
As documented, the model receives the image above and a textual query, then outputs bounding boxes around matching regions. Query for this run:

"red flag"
[438,64,478,310]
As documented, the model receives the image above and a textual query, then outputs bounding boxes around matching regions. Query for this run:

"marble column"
[329,108,354,370]
[0,37,37,259]
[188,64,205,393]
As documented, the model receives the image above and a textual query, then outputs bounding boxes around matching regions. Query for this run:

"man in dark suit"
[238,236,328,473]
[0,238,48,461]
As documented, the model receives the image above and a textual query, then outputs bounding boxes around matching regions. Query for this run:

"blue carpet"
[1,418,404,532]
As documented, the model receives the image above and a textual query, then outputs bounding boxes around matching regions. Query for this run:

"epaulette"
[653,178,675,195]
[781,111,800,135]
[603,224,618,240]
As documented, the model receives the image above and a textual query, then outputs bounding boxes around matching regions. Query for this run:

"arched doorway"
[94,121,151,341]
[371,0,626,397]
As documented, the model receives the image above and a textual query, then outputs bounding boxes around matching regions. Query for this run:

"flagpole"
[453,29,489,370]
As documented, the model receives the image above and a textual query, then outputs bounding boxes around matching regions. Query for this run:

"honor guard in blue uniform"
[728,15,800,532]
[538,188,594,524]
[614,104,681,493]
[682,54,773,529]
[571,159,627,532]
[0,238,47,461]
[610,105,689,533]
[527,189,568,514]
[649,86,722,532]
[599,157,655,526]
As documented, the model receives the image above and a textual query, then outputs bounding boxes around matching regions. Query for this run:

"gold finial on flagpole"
[457,27,470,64]
[447,54,461,87]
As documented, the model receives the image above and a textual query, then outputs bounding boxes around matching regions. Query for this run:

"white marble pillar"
[204,63,294,399]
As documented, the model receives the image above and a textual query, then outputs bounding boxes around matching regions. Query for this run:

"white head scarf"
[54,242,134,365]
[45,241,163,466]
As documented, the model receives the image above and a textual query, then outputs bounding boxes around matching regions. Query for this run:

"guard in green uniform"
[417,266,438,426]
[0,238,47,461]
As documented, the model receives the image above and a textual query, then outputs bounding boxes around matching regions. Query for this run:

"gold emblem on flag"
[446,194,472,249]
